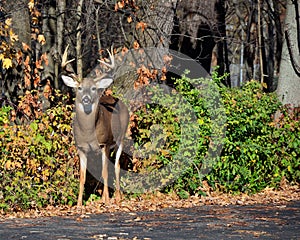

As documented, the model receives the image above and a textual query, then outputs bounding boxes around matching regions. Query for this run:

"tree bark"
[76,0,85,80]
[135,0,176,49]
[277,0,300,107]
[56,0,66,88]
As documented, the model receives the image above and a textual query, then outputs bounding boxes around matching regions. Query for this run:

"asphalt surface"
[0,201,299,240]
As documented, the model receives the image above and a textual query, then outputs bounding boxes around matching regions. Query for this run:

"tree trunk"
[277,0,300,107]
[6,0,31,47]
[112,0,177,93]
[76,0,84,80]
[135,0,176,49]
[56,0,66,88]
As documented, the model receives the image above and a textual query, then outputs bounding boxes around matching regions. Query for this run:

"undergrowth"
[0,74,299,211]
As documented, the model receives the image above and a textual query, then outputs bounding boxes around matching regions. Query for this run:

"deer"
[61,46,129,206]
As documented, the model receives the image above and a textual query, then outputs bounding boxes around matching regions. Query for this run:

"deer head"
[61,75,113,115]
[61,45,115,115]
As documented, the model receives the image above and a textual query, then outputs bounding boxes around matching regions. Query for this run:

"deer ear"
[95,78,113,89]
[62,75,78,88]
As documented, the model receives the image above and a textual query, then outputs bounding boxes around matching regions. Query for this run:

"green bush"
[124,82,202,194]
[0,92,79,211]
[271,105,300,183]
[128,75,300,197]
[125,74,226,197]
[207,81,282,193]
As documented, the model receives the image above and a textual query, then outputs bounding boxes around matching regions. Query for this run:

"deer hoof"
[77,199,83,207]
[102,191,110,204]
[115,191,122,203]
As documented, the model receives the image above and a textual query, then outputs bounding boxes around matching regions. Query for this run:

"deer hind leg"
[114,141,123,202]
[102,146,110,204]
[77,150,87,206]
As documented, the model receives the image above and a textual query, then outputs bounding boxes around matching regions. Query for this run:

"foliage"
[124,81,201,194]
[0,91,78,212]
[125,73,225,197]
[127,75,300,198]
[207,81,280,193]
[271,105,300,183]
[0,18,18,69]
[0,74,299,212]
[0,2,50,110]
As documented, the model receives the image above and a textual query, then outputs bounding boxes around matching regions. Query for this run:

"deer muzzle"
[81,95,93,115]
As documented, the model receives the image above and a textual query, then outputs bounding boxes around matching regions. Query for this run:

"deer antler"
[61,45,79,81]
[98,46,115,70]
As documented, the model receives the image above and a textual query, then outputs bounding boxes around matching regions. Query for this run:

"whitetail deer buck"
[61,46,129,205]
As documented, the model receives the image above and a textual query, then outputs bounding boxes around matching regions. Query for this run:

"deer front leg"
[78,150,87,206]
[102,147,110,204]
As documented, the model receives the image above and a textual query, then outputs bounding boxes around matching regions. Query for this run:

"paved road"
[0,201,299,240]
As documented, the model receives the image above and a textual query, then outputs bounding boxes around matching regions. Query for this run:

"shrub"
[207,81,280,193]
[271,105,300,184]
[0,92,79,211]
[127,75,300,197]
[125,74,226,197]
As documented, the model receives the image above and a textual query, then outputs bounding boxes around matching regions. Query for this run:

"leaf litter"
[0,183,299,220]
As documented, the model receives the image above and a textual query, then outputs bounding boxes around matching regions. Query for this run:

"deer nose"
[82,95,91,104]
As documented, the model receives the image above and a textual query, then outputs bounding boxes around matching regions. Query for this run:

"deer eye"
[78,86,83,91]
[91,86,97,91]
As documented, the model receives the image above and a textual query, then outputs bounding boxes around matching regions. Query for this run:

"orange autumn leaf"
[5,18,12,27]
[35,60,43,70]
[105,89,113,96]
[114,3,118,11]
[43,81,52,99]
[136,21,147,31]
[163,54,173,64]
[34,9,41,17]
[28,0,35,11]
[10,109,16,122]
[24,55,30,65]
[37,34,46,45]
[24,105,32,116]
[16,50,23,65]
[24,75,31,87]
[41,52,49,65]
[33,75,40,88]
[133,41,139,50]
[118,1,125,9]
[127,16,132,23]
[31,33,37,40]
[9,29,18,42]
[122,47,129,56]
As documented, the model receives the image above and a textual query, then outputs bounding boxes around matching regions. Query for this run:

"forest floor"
[0,184,299,240]
[0,181,299,219]
[0,183,299,240]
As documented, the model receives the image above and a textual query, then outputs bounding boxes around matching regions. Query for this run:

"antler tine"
[98,46,115,70]
[62,44,75,68]
[61,44,79,81]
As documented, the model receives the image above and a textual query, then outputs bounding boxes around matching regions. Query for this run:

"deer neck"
[73,102,101,152]
[75,102,99,133]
